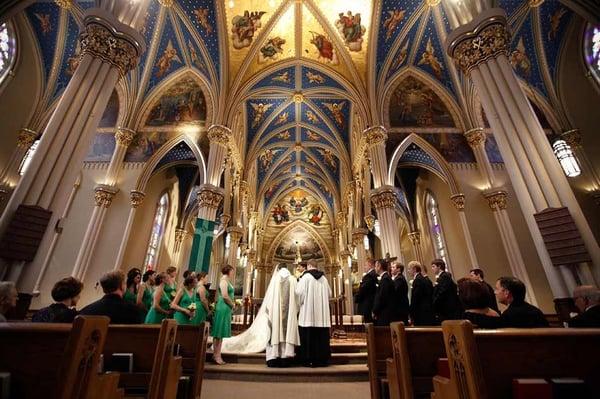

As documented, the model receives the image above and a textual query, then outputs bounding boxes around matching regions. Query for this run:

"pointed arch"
[261,181,335,225]
[387,133,462,195]
[266,219,333,264]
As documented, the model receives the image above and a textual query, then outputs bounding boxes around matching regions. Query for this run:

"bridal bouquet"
[187,302,196,318]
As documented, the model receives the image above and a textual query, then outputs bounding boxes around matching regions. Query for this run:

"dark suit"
[500,301,548,328]
[391,274,410,324]
[79,293,143,324]
[433,271,462,322]
[373,272,395,326]
[569,305,600,328]
[483,281,499,313]
[355,269,378,323]
[410,274,436,326]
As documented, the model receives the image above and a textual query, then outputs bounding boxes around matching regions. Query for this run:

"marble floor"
[201,380,370,399]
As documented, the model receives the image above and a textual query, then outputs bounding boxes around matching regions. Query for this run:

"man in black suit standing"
[431,259,462,322]
[372,259,395,326]
[469,268,499,313]
[569,285,600,328]
[495,276,548,328]
[355,258,377,323]
[407,261,436,326]
[390,261,409,324]
[80,271,143,324]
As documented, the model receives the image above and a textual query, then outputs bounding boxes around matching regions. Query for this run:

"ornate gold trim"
[198,185,224,212]
[94,184,118,208]
[561,129,582,148]
[16,128,38,148]
[371,187,398,210]
[115,127,136,147]
[464,128,486,148]
[364,126,388,147]
[450,194,466,211]
[483,190,508,211]
[130,190,145,208]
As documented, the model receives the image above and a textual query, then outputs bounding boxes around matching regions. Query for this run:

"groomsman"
[390,262,409,324]
[355,258,377,323]
[408,261,436,326]
[431,259,462,322]
[372,259,395,326]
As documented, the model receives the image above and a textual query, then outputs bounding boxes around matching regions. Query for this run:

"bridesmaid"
[124,268,141,305]
[164,266,178,304]
[212,265,235,365]
[144,273,172,324]
[171,273,198,325]
[191,272,210,325]
[137,270,156,312]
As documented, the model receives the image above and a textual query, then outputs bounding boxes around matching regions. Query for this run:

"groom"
[295,259,331,367]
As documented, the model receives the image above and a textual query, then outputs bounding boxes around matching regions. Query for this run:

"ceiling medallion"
[293,92,304,103]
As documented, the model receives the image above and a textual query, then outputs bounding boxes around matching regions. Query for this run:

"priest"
[295,259,332,367]
[265,263,300,367]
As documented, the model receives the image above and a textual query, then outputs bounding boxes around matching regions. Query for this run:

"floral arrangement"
[187,302,196,318]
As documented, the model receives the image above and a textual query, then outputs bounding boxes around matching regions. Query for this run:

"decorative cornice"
[371,186,398,210]
[464,128,486,149]
[483,190,508,211]
[16,128,38,148]
[130,190,145,208]
[227,226,244,242]
[561,129,582,148]
[408,231,421,244]
[450,193,466,211]
[364,214,376,231]
[198,184,224,212]
[174,228,188,244]
[207,124,231,147]
[364,126,388,147]
[447,13,510,73]
[115,127,136,147]
[94,184,118,208]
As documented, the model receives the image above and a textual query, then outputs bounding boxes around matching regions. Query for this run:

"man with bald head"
[569,285,600,328]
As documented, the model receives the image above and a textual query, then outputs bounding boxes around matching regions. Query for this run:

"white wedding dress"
[221,265,279,353]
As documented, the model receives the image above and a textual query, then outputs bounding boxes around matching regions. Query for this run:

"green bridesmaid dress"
[142,285,155,312]
[144,288,171,324]
[191,288,208,325]
[123,288,137,305]
[173,289,194,325]
[211,281,233,338]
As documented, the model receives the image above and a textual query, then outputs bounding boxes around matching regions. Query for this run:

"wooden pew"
[434,320,600,399]
[103,319,182,399]
[387,322,445,399]
[0,315,110,399]
[175,323,209,399]
[366,323,393,399]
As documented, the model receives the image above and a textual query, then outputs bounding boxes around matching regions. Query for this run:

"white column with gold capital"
[444,4,600,297]
[173,228,189,267]
[371,186,402,260]
[0,3,149,287]
[0,128,38,197]
[113,190,145,270]
[449,194,478,268]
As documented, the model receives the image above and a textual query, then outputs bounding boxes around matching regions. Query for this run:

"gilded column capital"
[220,213,231,227]
[158,0,174,7]
[207,124,232,147]
[364,214,376,231]
[364,126,388,147]
[115,127,136,147]
[561,129,582,148]
[54,0,73,9]
[174,228,188,244]
[483,189,508,211]
[130,190,145,208]
[447,12,510,73]
[79,16,143,76]
[371,186,398,210]
[336,211,346,228]
[408,231,421,244]
[227,226,244,242]
[16,128,38,148]
[197,184,224,212]
[450,193,466,211]
[94,184,119,208]
[464,127,486,148]
[351,227,369,245]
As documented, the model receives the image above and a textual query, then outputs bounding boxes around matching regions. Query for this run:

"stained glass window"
[0,22,16,85]
[144,192,169,271]
[584,23,600,86]
[18,139,40,176]
[425,191,450,269]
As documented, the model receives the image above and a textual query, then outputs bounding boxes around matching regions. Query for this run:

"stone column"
[71,127,135,280]
[0,4,148,288]
[244,250,256,297]
[371,186,402,260]
[0,128,38,195]
[339,250,354,315]
[444,5,600,301]
[352,227,369,270]
[172,228,188,268]
[226,226,243,280]
[364,126,388,189]
[113,190,145,270]
[562,129,600,204]
[449,194,478,268]
[407,231,424,265]
[188,184,223,274]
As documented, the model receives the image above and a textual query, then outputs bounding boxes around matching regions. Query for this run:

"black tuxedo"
[355,269,378,323]
[410,274,436,326]
[80,293,143,324]
[373,272,395,326]
[500,301,548,328]
[432,271,462,321]
[391,274,410,324]
[569,305,600,328]
[483,281,499,313]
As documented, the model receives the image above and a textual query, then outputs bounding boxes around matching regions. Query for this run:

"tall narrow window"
[18,139,40,176]
[144,192,169,271]
[0,22,17,85]
[425,191,450,268]
[584,23,600,86]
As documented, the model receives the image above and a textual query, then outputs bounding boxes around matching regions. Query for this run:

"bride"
[221,263,300,359]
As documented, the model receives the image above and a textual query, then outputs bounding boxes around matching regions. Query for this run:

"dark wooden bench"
[387,322,445,399]
[103,319,182,399]
[434,320,600,399]
[174,323,209,399]
[366,323,393,399]
[0,315,116,399]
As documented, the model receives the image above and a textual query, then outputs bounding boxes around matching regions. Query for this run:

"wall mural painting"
[335,11,366,52]
[250,102,274,128]
[259,37,286,63]
[269,190,328,227]
[391,132,476,164]
[418,38,444,80]
[390,77,455,127]
[231,11,267,49]
[99,90,119,128]
[308,31,339,64]
[305,70,325,84]
[274,229,324,263]
[259,148,282,170]
[145,77,206,126]
[86,133,116,162]
[510,37,532,78]
[193,8,214,35]
[125,131,171,162]
[323,101,346,128]
[155,40,182,78]
[383,9,405,41]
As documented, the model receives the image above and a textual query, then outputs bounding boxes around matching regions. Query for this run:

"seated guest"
[32,277,83,323]
[80,271,143,324]
[372,259,394,326]
[124,268,141,305]
[407,261,436,326]
[0,281,18,322]
[390,262,409,324]
[469,268,499,313]
[137,270,156,312]
[569,285,600,328]
[495,276,548,328]
[457,278,500,329]
[145,273,173,324]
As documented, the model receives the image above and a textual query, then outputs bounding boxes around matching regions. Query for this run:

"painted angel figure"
[509,38,531,77]
[155,41,181,78]
[548,8,567,40]
[309,32,338,64]
[418,38,443,79]
[306,71,325,84]
[383,9,405,40]
[259,148,276,169]
[194,8,214,35]
[251,102,273,128]
[34,13,52,35]
[231,10,267,49]
[307,204,323,225]
[306,110,319,124]
[324,101,346,128]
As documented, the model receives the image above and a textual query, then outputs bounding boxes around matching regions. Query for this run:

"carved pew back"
[175,323,209,399]
[0,316,109,399]
[366,323,393,399]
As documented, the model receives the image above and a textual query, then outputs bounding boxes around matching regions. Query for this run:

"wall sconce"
[552,139,581,178]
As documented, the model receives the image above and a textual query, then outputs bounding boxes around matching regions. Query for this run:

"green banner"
[187,218,215,274]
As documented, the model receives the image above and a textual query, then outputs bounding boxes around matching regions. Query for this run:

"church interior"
[0,0,599,398]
